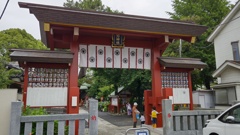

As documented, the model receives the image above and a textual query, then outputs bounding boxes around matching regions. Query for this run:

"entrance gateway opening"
[10,2,207,129]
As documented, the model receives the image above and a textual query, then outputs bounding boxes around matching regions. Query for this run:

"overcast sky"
[0,0,238,39]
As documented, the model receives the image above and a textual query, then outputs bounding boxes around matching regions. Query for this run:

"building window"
[231,41,240,61]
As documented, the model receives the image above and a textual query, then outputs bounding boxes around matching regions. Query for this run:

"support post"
[68,39,80,135]
[89,99,98,135]
[144,90,152,125]
[9,102,22,135]
[162,99,173,135]
[151,38,168,127]
[68,39,80,114]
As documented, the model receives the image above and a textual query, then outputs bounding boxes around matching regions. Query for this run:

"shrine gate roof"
[10,49,73,64]
[158,57,207,69]
[19,2,207,48]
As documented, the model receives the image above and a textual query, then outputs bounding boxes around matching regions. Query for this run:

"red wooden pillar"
[68,39,80,135]
[144,90,152,125]
[188,71,194,110]
[151,41,163,127]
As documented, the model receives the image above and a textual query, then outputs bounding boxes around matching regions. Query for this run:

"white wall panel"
[88,45,96,67]
[27,87,68,107]
[172,88,190,104]
[136,48,143,69]
[96,46,104,68]
[121,47,129,68]
[79,45,151,69]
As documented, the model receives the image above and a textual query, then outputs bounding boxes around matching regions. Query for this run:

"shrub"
[98,101,110,112]
[20,106,68,135]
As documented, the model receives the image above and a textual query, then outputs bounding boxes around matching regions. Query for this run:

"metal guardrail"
[125,127,151,135]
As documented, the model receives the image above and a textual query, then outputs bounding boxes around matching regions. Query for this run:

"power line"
[0,0,10,20]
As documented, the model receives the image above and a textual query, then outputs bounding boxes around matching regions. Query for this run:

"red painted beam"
[162,68,193,72]
[80,35,153,48]
[26,63,69,68]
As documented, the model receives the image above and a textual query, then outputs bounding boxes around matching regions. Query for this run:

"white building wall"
[214,11,240,68]
[221,67,240,83]
[0,89,18,135]
[193,92,199,104]
[236,85,240,100]
[192,91,214,108]
[204,92,215,108]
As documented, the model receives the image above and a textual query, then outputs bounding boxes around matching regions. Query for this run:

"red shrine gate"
[11,2,207,129]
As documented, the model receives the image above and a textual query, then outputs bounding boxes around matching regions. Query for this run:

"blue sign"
[135,130,149,135]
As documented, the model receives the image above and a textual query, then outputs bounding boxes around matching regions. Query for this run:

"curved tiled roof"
[19,2,207,45]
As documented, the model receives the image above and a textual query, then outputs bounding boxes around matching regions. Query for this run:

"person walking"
[132,102,140,128]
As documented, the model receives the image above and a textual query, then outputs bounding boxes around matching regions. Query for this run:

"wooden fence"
[9,99,98,135]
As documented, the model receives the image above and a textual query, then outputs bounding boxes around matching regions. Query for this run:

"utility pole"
[179,39,182,58]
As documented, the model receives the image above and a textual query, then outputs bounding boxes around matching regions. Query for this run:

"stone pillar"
[162,99,173,135]
[9,102,22,135]
[89,99,98,135]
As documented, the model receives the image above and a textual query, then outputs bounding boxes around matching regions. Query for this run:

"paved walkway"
[79,108,163,135]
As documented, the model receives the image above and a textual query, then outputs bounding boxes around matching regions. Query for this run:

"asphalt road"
[98,111,135,127]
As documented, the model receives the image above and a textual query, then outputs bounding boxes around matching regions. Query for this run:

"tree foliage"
[0,28,47,88]
[63,0,122,13]
[165,0,232,89]
[88,68,151,111]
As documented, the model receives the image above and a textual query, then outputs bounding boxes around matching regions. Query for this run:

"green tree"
[0,28,47,88]
[120,69,151,111]
[88,68,123,97]
[88,68,151,111]
[166,0,232,89]
[63,0,122,13]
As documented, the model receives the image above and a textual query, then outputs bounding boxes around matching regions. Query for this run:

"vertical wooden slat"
[189,116,195,130]
[182,116,188,130]
[68,120,75,135]
[47,121,54,135]
[24,122,32,135]
[175,116,181,131]
[36,122,43,135]
[58,121,65,135]
[79,119,86,135]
